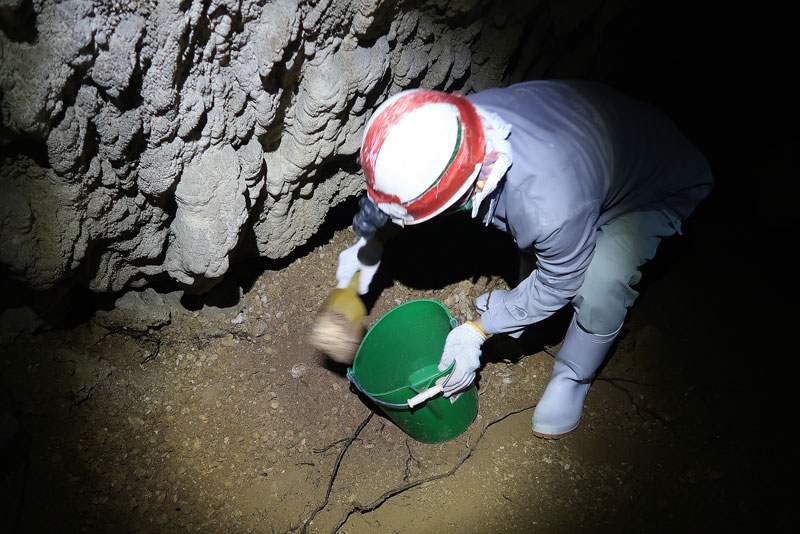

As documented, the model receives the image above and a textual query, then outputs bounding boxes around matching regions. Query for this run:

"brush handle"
[346,270,361,293]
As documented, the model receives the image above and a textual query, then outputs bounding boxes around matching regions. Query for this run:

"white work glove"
[438,322,487,397]
[336,237,383,295]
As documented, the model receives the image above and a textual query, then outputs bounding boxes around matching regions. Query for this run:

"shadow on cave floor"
[2,132,795,532]
[2,134,796,534]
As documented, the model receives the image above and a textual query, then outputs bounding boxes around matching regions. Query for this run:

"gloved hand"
[336,237,383,295]
[438,322,487,397]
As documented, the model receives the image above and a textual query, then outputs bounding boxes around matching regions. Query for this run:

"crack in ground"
[291,402,539,533]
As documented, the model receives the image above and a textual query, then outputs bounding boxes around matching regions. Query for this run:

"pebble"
[249,321,268,337]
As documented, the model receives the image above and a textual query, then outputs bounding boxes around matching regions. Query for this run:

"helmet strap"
[443,192,474,216]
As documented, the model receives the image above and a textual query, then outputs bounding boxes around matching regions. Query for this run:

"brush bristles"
[310,309,364,364]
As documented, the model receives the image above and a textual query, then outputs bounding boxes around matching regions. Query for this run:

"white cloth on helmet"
[470,105,513,225]
[376,202,412,224]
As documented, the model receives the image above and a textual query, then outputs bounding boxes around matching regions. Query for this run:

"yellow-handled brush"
[309,272,367,364]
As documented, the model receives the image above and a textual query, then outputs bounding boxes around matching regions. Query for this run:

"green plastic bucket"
[347,299,479,443]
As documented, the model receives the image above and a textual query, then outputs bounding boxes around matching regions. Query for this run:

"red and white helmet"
[360,89,485,225]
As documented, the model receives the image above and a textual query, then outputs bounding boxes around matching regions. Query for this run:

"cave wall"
[0,0,619,295]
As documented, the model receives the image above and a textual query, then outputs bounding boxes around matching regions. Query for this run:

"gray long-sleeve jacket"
[466,81,713,334]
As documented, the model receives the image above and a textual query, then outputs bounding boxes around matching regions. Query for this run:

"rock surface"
[0,0,609,294]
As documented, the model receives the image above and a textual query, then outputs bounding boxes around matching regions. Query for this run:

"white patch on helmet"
[375,202,411,221]
[372,102,460,203]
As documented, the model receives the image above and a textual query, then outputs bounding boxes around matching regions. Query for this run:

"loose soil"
[1,146,792,533]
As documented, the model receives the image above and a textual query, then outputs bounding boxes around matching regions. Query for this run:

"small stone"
[249,320,268,337]
[290,364,306,379]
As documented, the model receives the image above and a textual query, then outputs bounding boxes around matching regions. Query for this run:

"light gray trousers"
[571,210,680,335]
[519,209,680,336]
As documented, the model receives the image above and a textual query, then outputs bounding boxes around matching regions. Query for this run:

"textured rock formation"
[0,0,612,294]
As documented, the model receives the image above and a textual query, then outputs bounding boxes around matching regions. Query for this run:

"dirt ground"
[1,137,794,534]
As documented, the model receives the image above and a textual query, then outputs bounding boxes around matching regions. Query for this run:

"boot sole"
[532,429,573,440]
[531,419,580,440]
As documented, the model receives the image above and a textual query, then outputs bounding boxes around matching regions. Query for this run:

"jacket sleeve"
[480,198,599,335]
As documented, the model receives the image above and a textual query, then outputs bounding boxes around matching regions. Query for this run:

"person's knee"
[573,270,635,335]
[572,210,674,335]
[573,300,626,336]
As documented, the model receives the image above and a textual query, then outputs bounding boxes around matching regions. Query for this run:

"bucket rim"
[350,299,457,398]
[350,361,455,401]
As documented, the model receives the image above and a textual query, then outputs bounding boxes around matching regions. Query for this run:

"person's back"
[468,80,712,232]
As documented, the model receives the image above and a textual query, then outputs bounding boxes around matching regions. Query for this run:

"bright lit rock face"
[0,0,607,293]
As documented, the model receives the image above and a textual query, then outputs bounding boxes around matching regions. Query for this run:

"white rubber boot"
[532,313,620,439]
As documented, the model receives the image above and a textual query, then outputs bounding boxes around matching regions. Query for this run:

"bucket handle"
[347,368,410,408]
